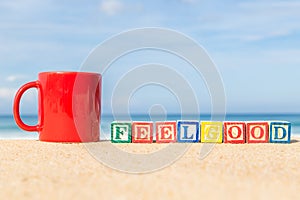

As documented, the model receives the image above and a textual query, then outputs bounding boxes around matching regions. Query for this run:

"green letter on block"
[111,122,132,143]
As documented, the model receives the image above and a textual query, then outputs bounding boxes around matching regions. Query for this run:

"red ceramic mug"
[13,71,101,142]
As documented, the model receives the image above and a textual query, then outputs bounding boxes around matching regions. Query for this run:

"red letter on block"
[132,122,153,143]
[246,122,269,143]
[224,122,246,144]
[156,121,177,143]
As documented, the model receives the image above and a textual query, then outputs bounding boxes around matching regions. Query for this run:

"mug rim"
[39,71,101,76]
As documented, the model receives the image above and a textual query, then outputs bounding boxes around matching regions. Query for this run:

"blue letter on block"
[269,122,291,143]
[177,121,200,143]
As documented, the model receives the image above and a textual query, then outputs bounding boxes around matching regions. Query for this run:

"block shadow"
[290,139,299,143]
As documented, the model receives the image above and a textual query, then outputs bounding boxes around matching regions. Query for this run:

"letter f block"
[111,121,132,143]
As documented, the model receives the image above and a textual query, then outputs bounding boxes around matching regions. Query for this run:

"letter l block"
[177,121,200,143]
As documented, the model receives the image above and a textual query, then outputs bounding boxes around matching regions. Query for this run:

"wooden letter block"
[177,121,200,143]
[224,122,246,144]
[132,122,153,143]
[155,121,177,143]
[111,121,132,143]
[246,122,269,143]
[201,121,223,143]
[269,121,291,143]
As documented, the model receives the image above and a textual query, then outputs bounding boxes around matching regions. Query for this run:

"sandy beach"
[0,138,299,200]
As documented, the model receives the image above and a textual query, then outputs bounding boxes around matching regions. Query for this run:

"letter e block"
[132,122,153,143]
[111,121,132,143]
[269,121,291,143]
[201,121,223,143]
[155,121,177,143]
[246,122,269,143]
[224,122,246,144]
[177,121,200,143]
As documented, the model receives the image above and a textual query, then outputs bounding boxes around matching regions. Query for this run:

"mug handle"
[13,81,42,132]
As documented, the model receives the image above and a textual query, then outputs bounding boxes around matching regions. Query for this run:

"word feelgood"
[111,121,291,144]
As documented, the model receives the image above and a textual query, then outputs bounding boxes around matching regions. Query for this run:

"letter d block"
[246,122,269,143]
[132,122,153,143]
[111,122,132,143]
[177,121,200,143]
[156,121,177,143]
[269,121,291,143]
[224,122,246,144]
[201,121,223,143]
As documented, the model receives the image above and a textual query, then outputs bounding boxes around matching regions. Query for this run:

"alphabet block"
[155,121,177,143]
[177,121,200,143]
[201,121,223,143]
[269,121,291,143]
[224,122,246,144]
[246,122,269,143]
[111,121,132,143]
[132,121,153,143]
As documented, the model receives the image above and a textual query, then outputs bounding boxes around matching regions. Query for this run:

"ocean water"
[1,113,300,140]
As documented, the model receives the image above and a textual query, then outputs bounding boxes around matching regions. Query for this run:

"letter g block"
[201,121,223,143]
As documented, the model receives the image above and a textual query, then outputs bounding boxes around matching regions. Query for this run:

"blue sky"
[0,0,300,115]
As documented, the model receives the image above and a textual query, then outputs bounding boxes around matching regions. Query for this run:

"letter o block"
[224,122,246,144]
[155,121,177,143]
[132,122,153,143]
[246,122,269,143]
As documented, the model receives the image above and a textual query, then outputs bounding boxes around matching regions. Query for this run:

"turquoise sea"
[1,113,300,140]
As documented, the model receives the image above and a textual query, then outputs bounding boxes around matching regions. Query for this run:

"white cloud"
[261,49,300,65]
[239,1,300,9]
[0,87,16,100]
[0,0,48,14]
[220,29,291,42]
[0,87,37,114]
[100,0,124,16]
[181,0,197,4]
[0,87,37,102]
[5,75,28,82]
[195,0,300,42]
[236,1,300,38]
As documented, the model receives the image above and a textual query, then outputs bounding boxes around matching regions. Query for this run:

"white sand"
[0,138,299,200]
